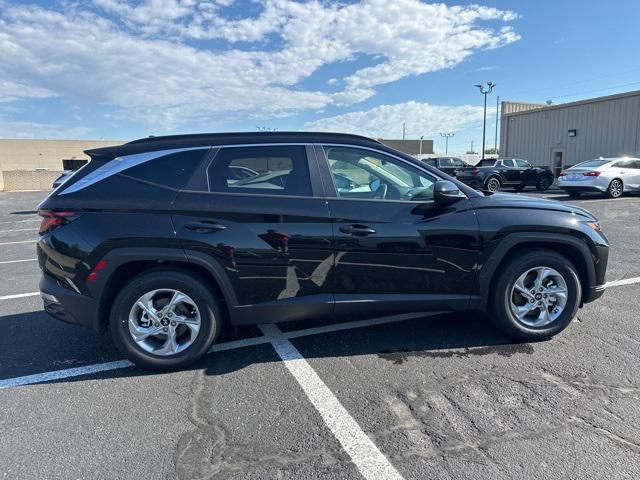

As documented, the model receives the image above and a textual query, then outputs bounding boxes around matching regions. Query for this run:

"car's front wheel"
[110,269,221,370]
[490,249,581,341]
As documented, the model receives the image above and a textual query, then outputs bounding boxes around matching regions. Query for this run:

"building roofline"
[503,89,640,117]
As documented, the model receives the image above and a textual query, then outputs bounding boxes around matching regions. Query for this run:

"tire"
[513,185,525,192]
[110,269,222,371]
[536,176,552,191]
[605,179,623,198]
[490,249,581,342]
[485,177,501,192]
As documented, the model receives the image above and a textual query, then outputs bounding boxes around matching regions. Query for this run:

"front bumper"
[40,273,99,331]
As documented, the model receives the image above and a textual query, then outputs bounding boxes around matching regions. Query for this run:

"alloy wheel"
[128,289,201,356]
[609,180,623,198]
[486,178,500,192]
[509,266,568,327]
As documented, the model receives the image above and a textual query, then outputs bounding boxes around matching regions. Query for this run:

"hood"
[471,192,596,220]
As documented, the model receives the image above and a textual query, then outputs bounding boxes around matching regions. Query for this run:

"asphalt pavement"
[0,188,639,480]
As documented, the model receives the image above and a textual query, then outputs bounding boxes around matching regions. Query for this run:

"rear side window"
[208,146,312,196]
[123,149,208,190]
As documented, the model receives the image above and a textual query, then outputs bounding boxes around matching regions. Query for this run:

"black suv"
[422,157,466,177]
[38,132,608,370]
[456,158,555,192]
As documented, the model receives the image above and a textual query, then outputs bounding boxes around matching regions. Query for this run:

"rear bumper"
[40,274,99,331]
[560,185,606,193]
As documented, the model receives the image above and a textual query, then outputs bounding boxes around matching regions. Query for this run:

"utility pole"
[419,135,424,156]
[475,81,495,158]
[494,95,500,152]
[440,132,455,154]
[402,122,406,140]
[470,140,474,154]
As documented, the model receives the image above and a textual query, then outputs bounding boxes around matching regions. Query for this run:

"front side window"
[322,146,436,201]
[439,158,453,167]
[502,159,515,167]
[515,159,531,168]
[208,146,312,196]
[452,158,465,167]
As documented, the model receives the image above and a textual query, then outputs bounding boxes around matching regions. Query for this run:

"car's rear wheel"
[486,177,501,192]
[605,179,623,198]
[536,176,552,191]
[110,269,221,371]
[490,249,581,341]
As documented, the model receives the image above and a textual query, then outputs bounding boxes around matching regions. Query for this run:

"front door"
[172,144,334,325]
[315,145,481,317]
[552,149,565,177]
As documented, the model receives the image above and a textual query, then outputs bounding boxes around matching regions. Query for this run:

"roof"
[503,89,640,118]
[85,131,381,158]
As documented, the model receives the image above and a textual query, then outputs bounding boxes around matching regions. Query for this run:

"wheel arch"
[477,233,596,311]
[91,248,236,333]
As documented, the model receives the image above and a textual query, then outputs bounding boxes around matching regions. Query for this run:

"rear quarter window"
[121,149,209,190]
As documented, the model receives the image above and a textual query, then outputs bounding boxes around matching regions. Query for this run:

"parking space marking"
[0,292,39,301]
[0,360,133,389]
[260,323,404,480]
[0,240,36,246]
[0,258,37,265]
[0,228,37,233]
[606,276,640,288]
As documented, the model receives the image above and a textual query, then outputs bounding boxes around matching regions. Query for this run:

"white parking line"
[606,276,640,288]
[0,258,37,265]
[0,292,39,301]
[0,240,36,246]
[260,324,404,480]
[0,228,37,233]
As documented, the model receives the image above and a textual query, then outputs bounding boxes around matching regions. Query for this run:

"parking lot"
[1,189,639,480]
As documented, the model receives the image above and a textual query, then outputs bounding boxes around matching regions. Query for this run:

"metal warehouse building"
[500,90,640,176]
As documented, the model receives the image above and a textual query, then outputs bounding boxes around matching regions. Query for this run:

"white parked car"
[558,157,640,198]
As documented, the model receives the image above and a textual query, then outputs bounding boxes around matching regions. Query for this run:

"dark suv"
[38,132,609,370]
[456,158,555,192]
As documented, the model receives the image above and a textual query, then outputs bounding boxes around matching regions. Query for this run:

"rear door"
[172,144,334,325]
[315,144,481,317]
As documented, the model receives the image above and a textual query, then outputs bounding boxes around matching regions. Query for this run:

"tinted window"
[425,159,437,166]
[575,159,608,168]
[501,159,515,167]
[209,146,312,196]
[452,158,464,167]
[439,158,453,167]
[515,159,531,168]
[478,159,496,167]
[123,149,208,189]
[323,146,436,201]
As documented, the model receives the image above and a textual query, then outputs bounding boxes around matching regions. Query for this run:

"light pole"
[475,81,495,158]
[440,132,455,154]
[494,95,500,152]
[419,135,424,156]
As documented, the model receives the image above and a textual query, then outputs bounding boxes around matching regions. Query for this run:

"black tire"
[604,178,623,198]
[513,185,525,192]
[536,175,552,191]
[110,269,222,371]
[490,249,581,342]
[485,177,501,192]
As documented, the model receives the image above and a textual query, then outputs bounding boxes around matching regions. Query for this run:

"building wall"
[500,91,640,169]
[0,139,123,190]
[378,139,434,155]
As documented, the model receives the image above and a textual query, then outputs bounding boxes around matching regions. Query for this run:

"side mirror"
[434,180,463,205]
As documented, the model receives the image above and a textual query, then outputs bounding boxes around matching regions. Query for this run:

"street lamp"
[419,135,424,156]
[440,132,455,154]
[475,81,496,158]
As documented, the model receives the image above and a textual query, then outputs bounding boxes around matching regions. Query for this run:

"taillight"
[38,210,77,235]
[559,171,567,177]
[583,171,601,177]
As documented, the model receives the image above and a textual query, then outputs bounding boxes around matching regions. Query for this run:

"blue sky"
[1,0,639,154]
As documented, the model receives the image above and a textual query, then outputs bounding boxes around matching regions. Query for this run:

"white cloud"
[0,115,92,139]
[307,101,485,139]
[0,0,519,129]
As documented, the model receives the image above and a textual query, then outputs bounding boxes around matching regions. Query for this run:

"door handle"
[184,221,226,233]
[339,224,376,236]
